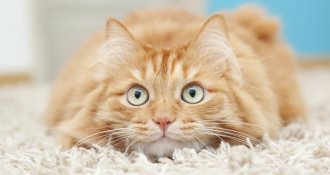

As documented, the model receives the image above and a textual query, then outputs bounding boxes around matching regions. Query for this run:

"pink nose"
[155,117,172,130]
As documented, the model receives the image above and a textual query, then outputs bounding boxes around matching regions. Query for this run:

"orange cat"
[44,6,305,157]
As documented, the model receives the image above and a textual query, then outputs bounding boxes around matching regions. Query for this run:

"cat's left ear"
[190,15,241,78]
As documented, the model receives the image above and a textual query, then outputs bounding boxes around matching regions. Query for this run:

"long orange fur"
[44,6,305,157]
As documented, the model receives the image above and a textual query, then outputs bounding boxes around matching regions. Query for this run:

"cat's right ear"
[103,18,140,57]
[92,18,140,81]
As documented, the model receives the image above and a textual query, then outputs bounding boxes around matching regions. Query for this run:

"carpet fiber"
[1,68,330,175]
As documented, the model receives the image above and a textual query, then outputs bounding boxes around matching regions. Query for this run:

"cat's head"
[65,15,279,157]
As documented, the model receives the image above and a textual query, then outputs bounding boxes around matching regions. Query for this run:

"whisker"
[109,133,133,147]
[74,128,132,147]
[191,137,200,149]
[124,136,141,154]
[197,127,267,148]
[203,127,262,144]
[199,119,266,130]
[197,129,247,145]
[74,131,110,147]
[93,136,110,146]
[75,134,108,147]
[193,135,208,149]
[201,128,261,144]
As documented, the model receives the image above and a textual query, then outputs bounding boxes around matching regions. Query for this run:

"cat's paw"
[59,135,77,149]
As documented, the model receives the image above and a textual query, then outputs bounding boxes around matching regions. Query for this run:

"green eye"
[181,84,204,104]
[127,86,149,106]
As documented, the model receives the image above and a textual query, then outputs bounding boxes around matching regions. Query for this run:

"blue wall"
[208,0,330,56]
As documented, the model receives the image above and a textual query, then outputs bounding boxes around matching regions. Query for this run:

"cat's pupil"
[134,90,141,99]
[189,88,196,98]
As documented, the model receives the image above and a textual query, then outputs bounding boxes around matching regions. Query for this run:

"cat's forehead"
[132,48,200,82]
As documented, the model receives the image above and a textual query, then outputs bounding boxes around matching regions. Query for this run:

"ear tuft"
[191,14,241,79]
[200,14,228,37]
[106,18,134,40]
[92,18,140,81]
[104,17,139,53]
[191,14,230,59]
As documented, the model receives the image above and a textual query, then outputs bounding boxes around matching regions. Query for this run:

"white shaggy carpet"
[1,68,330,175]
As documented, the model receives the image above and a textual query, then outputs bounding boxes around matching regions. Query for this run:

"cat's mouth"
[130,135,202,157]
[151,135,176,143]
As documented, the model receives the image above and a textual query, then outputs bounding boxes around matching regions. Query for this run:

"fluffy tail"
[231,5,281,42]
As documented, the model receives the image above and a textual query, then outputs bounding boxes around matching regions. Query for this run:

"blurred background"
[0,0,329,83]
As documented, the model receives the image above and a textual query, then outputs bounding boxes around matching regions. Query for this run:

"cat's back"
[122,9,204,47]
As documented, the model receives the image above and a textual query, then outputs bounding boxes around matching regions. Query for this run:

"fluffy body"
[44,6,305,157]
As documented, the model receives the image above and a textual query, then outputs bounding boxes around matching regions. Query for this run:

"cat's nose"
[154,117,172,131]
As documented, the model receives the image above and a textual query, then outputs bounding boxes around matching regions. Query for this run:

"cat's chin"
[131,137,201,158]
